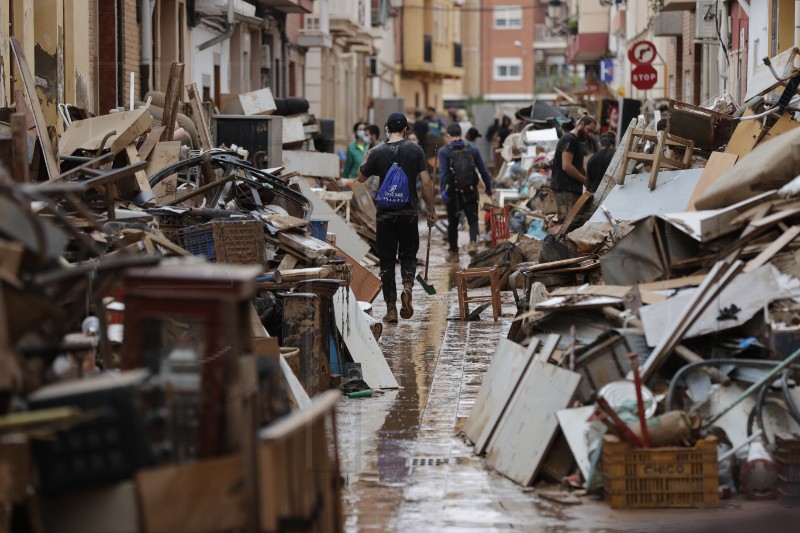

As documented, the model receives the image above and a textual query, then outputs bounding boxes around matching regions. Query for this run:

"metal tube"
[702,347,800,429]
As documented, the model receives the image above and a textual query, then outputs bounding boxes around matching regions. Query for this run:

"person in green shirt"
[342,122,369,183]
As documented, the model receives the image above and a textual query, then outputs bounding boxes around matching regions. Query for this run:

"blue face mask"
[358,130,368,142]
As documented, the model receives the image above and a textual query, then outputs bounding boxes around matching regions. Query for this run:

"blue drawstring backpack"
[375,152,410,209]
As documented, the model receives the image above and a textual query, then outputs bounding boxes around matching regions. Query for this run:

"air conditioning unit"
[695,0,718,40]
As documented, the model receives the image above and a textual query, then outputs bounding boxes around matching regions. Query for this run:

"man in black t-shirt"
[586,132,616,193]
[358,113,436,324]
[551,115,597,221]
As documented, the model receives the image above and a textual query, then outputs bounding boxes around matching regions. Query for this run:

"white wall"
[190,25,233,97]
[747,3,769,91]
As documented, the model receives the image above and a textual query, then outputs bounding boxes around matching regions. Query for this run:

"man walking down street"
[551,115,597,220]
[439,124,493,257]
[342,122,369,186]
[586,131,616,193]
[358,113,436,324]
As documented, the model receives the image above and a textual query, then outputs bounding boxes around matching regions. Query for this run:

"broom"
[416,227,436,294]
[416,147,438,295]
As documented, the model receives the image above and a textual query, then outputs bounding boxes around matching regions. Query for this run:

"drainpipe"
[140,0,153,98]
[795,1,800,67]
[198,0,235,51]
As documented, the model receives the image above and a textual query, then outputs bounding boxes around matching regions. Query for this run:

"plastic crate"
[775,433,800,507]
[602,435,720,509]
[179,219,266,265]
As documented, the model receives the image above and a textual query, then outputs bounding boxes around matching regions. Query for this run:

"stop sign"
[631,64,657,90]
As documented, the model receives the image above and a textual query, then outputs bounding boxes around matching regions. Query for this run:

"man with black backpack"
[439,123,493,257]
[357,113,436,324]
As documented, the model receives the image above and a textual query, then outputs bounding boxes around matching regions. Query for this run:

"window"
[494,58,522,81]
[494,6,522,29]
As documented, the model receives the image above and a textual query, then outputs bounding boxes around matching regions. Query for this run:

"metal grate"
[409,457,450,467]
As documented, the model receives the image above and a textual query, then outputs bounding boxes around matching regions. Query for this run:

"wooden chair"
[620,128,694,190]
[456,266,502,321]
[490,206,510,247]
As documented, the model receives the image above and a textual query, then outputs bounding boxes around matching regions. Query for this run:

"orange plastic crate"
[602,435,719,509]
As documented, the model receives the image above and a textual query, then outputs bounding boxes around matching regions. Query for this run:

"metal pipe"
[140,0,153,98]
[702,348,800,429]
[198,0,236,52]
[719,430,763,463]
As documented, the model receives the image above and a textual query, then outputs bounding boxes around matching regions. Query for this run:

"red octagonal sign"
[631,64,658,90]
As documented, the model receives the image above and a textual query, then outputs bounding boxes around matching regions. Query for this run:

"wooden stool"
[490,206,510,246]
[456,266,502,321]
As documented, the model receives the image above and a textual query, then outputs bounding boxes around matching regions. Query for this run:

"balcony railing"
[534,71,584,94]
[454,43,463,68]
[423,35,432,63]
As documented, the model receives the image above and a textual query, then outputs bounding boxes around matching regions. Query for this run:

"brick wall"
[122,0,141,106]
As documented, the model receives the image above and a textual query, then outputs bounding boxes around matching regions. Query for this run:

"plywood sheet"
[294,178,370,261]
[485,361,581,486]
[686,152,738,211]
[724,109,762,157]
[463,338,535,454]
[586,168,703,224]
[333,287,398,389]
[333,244,381,303]
[283,150,341,178]
[640,264,785,347]
[59,108,153,157]
[136,455,246,532]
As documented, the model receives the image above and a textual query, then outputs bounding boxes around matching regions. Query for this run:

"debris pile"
[466,82,800,509]
[0,54,391,529]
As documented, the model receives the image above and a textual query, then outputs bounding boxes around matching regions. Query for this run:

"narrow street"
[336,224,790,533]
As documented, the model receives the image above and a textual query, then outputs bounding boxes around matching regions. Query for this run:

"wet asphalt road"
[336,222,786,532]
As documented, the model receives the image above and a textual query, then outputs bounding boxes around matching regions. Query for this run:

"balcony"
[661,0,695,11]
[299,14,333,48]
[535,66,583,94]
[533,23,568,52]
[258,0,313,13]
[653,11,683,37]
[329,0,371,38]
[567,33,609,63]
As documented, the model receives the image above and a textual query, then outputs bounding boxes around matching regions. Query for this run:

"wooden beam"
[10,38,59,180]
[186,83,213,150]
[159,62,184,142]
[10,113,30,183]
[744,225,800,272]
[125,145,156,205]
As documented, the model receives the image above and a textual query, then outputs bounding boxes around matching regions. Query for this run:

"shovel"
[416,226,436,295]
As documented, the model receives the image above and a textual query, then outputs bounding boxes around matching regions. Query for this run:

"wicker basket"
[179,219,266,265]
[602,435,719,509]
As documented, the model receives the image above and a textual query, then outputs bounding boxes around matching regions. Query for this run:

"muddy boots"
[383,304,398,324]
[400,283,414,319]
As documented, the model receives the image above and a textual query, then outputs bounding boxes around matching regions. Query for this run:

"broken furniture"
[490,205,510,246]
[456,266,502,322]
[121,263,262,459]
[620,128,695,190]
[667,99,735,152]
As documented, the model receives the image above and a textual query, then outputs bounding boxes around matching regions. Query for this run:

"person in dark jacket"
[551,115,597,220]
[586,132,616,193]
[438,124,493,257]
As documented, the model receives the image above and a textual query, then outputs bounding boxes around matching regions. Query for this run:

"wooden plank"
[277,231,337,259]
[283,150,341,179]
[135,455,246,533]
[333,287,398,389]
[125,145,155,204]
[557,190,593,235]
[725,109,761,157]
[686,152,738,211]
[333,244,381,303]
[279,353,312,410]
[159,62,184,142]
[464,338,537,454]
[10,38,59,180]
[749,207,800,228]
[186,83,212,150]
[485,361,581,486]
[137,126,166,161]
[10,113,29,183]
[744,225,800,272]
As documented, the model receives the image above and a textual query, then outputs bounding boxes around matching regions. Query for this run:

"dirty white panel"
[279,354,312,410]
[556,406,595,482]
[333,287,398,389]
[485,361,581,486]
[464,338,534,454]
[640,265,789,347]
[660,191,775,242]
[293,178,370,261]
[283,150,341,178]
[587,168,704,224]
